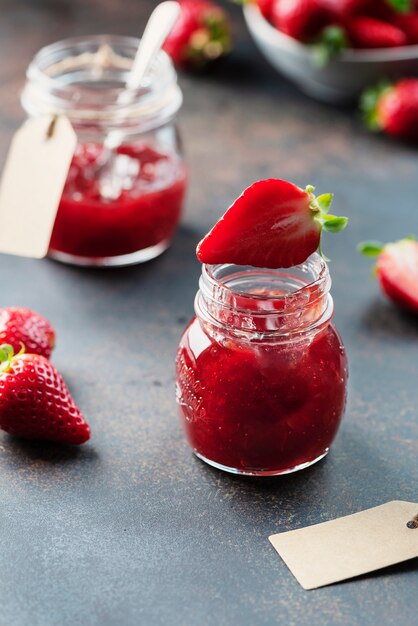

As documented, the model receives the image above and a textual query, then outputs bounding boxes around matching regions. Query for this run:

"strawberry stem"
[306,185,348,262]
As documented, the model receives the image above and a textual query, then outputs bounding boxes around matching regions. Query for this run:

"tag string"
[46,115,58,139]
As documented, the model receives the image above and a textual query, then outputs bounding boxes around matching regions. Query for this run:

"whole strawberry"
[0,307,55,359]
[361,78,418,141]
[394,12,418,44]
[271,0,330,41]
[358,238,418,313]
[346,16,407,47]
[164,0,232,70]
[0,345,90,444]
[319,0,372,20]
[257,0,275,20]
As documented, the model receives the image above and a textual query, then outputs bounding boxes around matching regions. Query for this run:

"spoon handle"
[127,1,180,91]
[104,1,180,151]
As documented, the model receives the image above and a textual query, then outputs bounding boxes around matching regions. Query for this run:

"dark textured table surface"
[0,1,417,625]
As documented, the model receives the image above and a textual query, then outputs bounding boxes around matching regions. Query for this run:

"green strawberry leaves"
[316,193,333,213]
[360,82,393,131]
[358,236,416,258]
[313,26,348,68]
[308,188,348,233]
[322,216,349,233]
[306,185,348,262]
[357,241,385,257]
[0,342,25,372]
[385,0,412,13]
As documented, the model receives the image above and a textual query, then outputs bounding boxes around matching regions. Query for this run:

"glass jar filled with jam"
[21,35,187,266]
[176,254,348,476]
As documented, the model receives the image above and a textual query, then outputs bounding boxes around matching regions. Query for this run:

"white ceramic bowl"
[243,3,418,103]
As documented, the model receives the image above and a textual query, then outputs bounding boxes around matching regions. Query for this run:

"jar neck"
[195,254,333,339]
[21,35,182,134]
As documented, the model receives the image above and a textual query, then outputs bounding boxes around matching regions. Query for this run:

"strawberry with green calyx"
[0,344,90,444]
[196,179,348,269]
[164,0,232,70]
[361,79,418,141]
[358,237,418,313]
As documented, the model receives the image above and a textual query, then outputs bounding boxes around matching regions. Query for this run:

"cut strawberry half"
[196,179,348,269]
[358,237,418,312]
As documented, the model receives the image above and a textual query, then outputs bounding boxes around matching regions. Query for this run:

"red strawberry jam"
[176,256,348,475]
[49,142,187,265]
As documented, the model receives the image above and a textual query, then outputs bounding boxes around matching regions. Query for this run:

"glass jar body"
[22,36,187,266]
[175,259,348,475]
[48,124,186,266]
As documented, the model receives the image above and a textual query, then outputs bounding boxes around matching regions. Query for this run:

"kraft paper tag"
[269,501,418,590]
[0,115,77,258]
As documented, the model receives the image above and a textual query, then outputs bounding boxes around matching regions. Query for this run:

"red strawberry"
[163,0,232,69]
[346,16,407,47]
[361,78,418,141]
[196,179,348,269]
[319,0,372,20]
[0,345,90,444]
[394,12,418,44]
[257,0,275,20]
[271,0,331,41]
[358,238,418,312]
[0,307,55,359]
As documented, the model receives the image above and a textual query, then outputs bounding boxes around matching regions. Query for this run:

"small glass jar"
[21,35,187,266]
[176,254,348,476]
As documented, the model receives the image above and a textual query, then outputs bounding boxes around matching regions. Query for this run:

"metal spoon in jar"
[98,1,180,200]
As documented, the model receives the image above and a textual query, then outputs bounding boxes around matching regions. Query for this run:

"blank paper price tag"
[0,115,77,258]
[269,501,418,590]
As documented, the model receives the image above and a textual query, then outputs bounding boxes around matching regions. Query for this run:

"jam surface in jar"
[49,142,187,262]
[176,258,348,475]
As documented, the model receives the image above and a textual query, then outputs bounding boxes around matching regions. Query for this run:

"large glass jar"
[176,254,348,476]
[21,35,187,266]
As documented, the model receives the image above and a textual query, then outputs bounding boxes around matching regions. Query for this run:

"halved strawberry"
[358,237,418,312]
[196,179,348,269]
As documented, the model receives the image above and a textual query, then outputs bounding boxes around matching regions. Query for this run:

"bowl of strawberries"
[243,0,418,102]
